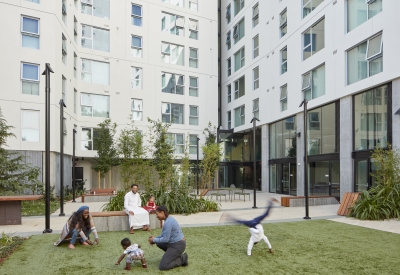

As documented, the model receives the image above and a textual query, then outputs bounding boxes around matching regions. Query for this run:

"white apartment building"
[0,0,218,191]
[219,0,400,200]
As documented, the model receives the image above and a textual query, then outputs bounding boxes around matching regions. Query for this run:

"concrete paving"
[1,192,399,237]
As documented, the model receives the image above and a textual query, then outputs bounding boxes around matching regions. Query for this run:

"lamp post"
[250,117,259,209]
[196,136,200,195]
[59,99,66,216]
[299,99,311,219]
[42,63,53,234]
[72,129,77,202]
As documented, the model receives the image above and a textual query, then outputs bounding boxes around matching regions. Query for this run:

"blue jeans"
[70,228,91,245]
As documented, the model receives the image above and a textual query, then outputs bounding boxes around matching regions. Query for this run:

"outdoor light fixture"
[299,99,311,220]
[59,99,66,216]
[250,117,260,209]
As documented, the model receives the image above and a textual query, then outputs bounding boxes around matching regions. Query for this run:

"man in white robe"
[124,184,150,233]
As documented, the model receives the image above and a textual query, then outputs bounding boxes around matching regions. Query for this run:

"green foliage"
[101,189,127,212]
[92,119,118,179]
[0,232,26,260]
[349,145,400,220]
[0,108,43,195]
[21,199,59,216]
[200,123,222,190]
[179,137,191,186]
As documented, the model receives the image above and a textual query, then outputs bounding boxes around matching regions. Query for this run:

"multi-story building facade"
[219,0,400,200]
[0,0,218,191]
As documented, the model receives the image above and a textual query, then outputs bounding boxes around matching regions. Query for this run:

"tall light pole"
[196,136,200,195]
[59,99,66,216]
[299,99,311,219]
[250,117,259,209]
[72,129,77,202]
[42,63,53,234]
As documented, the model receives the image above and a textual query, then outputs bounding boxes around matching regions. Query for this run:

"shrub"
[0,233,26,260]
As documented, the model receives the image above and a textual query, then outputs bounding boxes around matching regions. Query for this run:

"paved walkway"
[1,192,399,237]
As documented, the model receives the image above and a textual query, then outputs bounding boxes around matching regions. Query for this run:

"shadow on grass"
[1,220,400,275]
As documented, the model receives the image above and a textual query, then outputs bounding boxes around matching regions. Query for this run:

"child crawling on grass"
[115,238,147,270]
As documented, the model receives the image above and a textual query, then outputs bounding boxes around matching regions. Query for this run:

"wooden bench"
[90,211,162,232]
[281,196,339,207]
[337,192,362,216]
[89,188,116,195]
[82,188,117,203]
[0,195,43,225]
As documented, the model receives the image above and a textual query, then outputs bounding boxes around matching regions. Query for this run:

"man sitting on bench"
[124,184,150,234]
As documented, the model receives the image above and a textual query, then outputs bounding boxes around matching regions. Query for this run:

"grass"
[1,220,399,275]
[21,199,59,216]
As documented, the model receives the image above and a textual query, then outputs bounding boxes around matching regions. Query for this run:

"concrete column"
[392,78,400,149]
[296,112,304,196]
[261,124,269,192]
[340,96,353,199]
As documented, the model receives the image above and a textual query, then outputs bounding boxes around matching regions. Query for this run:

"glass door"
[289,164,297,196]
[355,159,369,192]
[330,161,340,197]
[282,164,290,195]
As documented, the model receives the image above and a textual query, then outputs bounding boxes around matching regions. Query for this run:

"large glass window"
[280,85,287,111]
[228,111,231,129]
[226,4,231,24]
[253,67,259,90]
[162,73,184,95]
[161,12,184,36]
[189,135,198,154]
[189,106,199,125]
[280,9,287,37]
[131,67,142,89]
[354,84,388,151]
[302,0,324,19]
[161,42,184,66]
[162,103,184,124]
[81,127,100,150]
[62,34,67,64]
[81,93,110,118]
[189,48,198,68]
[234,0,244,16]
[131,35,143,58]
[81,0,110,18]
[307,102,336,155]
[162,0,184,7]
[189,77,198,97]
[252,3,259,27]
[234,76,245,99]
[302,64,325,100]
[131,99,143,121]
[227,58,232,76]
[281,46,287,74]
[253,35,259,58]
[81,59,110,85]
[21,16,39,49]
[189,0,198,11]
[167,133,185,154]
[132,4,142,26]
[234,105,245,127]
[189,19,198,40]
[233,18,245,44]
[269,116,297,159]
[227,85,231,103]
[21,63,39,95]
[81,25,110,52]
[226,32,231,50]
[347,0,382,32]
[303,18,325,60]
[347,33,382,85]
[234,47,245,71]
[21,110,40,142]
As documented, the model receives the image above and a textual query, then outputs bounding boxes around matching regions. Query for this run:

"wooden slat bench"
[89,188,116,195]
[82,188,117,203]
[281,196,339,207]
[0,195,43,225]
[90,211,162,232]
[337,192,362,216]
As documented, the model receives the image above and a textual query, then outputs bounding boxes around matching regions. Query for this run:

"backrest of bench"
[90,188,116,194]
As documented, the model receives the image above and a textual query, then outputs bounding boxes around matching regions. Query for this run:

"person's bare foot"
[81,241,90,246]
[268,248,274,253]
[130,227,134,234]
[142,225,151,231]
[68,244,75,249]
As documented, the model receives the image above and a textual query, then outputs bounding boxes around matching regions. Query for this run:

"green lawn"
[1,220,399,275]
[21,200,59,216]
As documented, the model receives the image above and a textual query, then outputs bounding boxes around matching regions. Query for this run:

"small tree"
[200,123,222,190]
[92,119,118,180]
[178,137,191,188]
[0,108,42,195]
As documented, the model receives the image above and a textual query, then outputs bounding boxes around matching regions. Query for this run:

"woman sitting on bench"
[54,206,99,249]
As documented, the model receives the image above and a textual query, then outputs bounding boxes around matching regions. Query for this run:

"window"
[132,4,142,26]
[74,17,78,42]
[189,48,198,68]
[62,76,66,102]
[131,67,142,89]
[302,64,325,100]
[81,127,100,150]
[253,99,259,119]
[252,3,259,27]
[347,0,382,32]
[234,0,244,16]
[62,34,67,64]
[62,0,67,22]
[21,110,39,142]
[189,77,198,96]
[81,59,110,85]
[162,103,184,124]
[303,18,325,60]
[303,0,324,19]
[21,16,39,49]
[161,42,184,66]
[167,134,185,154]
[81,25,110,52]
[131,99,143,121]
[226,31,231,50]
[162,73,184,95]
[162,0,184,7]
[227,85,231,103]
[227,111,232,129]
[161,12,184,36]
[81,93,110,118]
[234,47,245,71]
[189,0,198,11]
[226,4,231,24]
[26,0,39,3]
[280,85,287,111]
[189,135,198,154]
[74,89,77,114]
[281,47,287,74]
[234,105,245,127]
[189,106,199,125]
[74,53,77,78]
[233,19,245,44]
[280,9,287,37]
[131,35,143,58]
[234,75,245,99]
[253,35,259,58]
[347,33,383,85]
[189,19,198,40]
[21,63,39,95]
[269,116,297,159]
[253,67,259,90]
[81,0,110,19]
[227,58,232,76]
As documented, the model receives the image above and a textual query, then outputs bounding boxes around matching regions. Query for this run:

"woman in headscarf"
[54,206,99,249]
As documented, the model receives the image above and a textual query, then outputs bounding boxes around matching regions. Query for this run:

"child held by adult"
[143,195,157,213]
[115,238,147,270]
